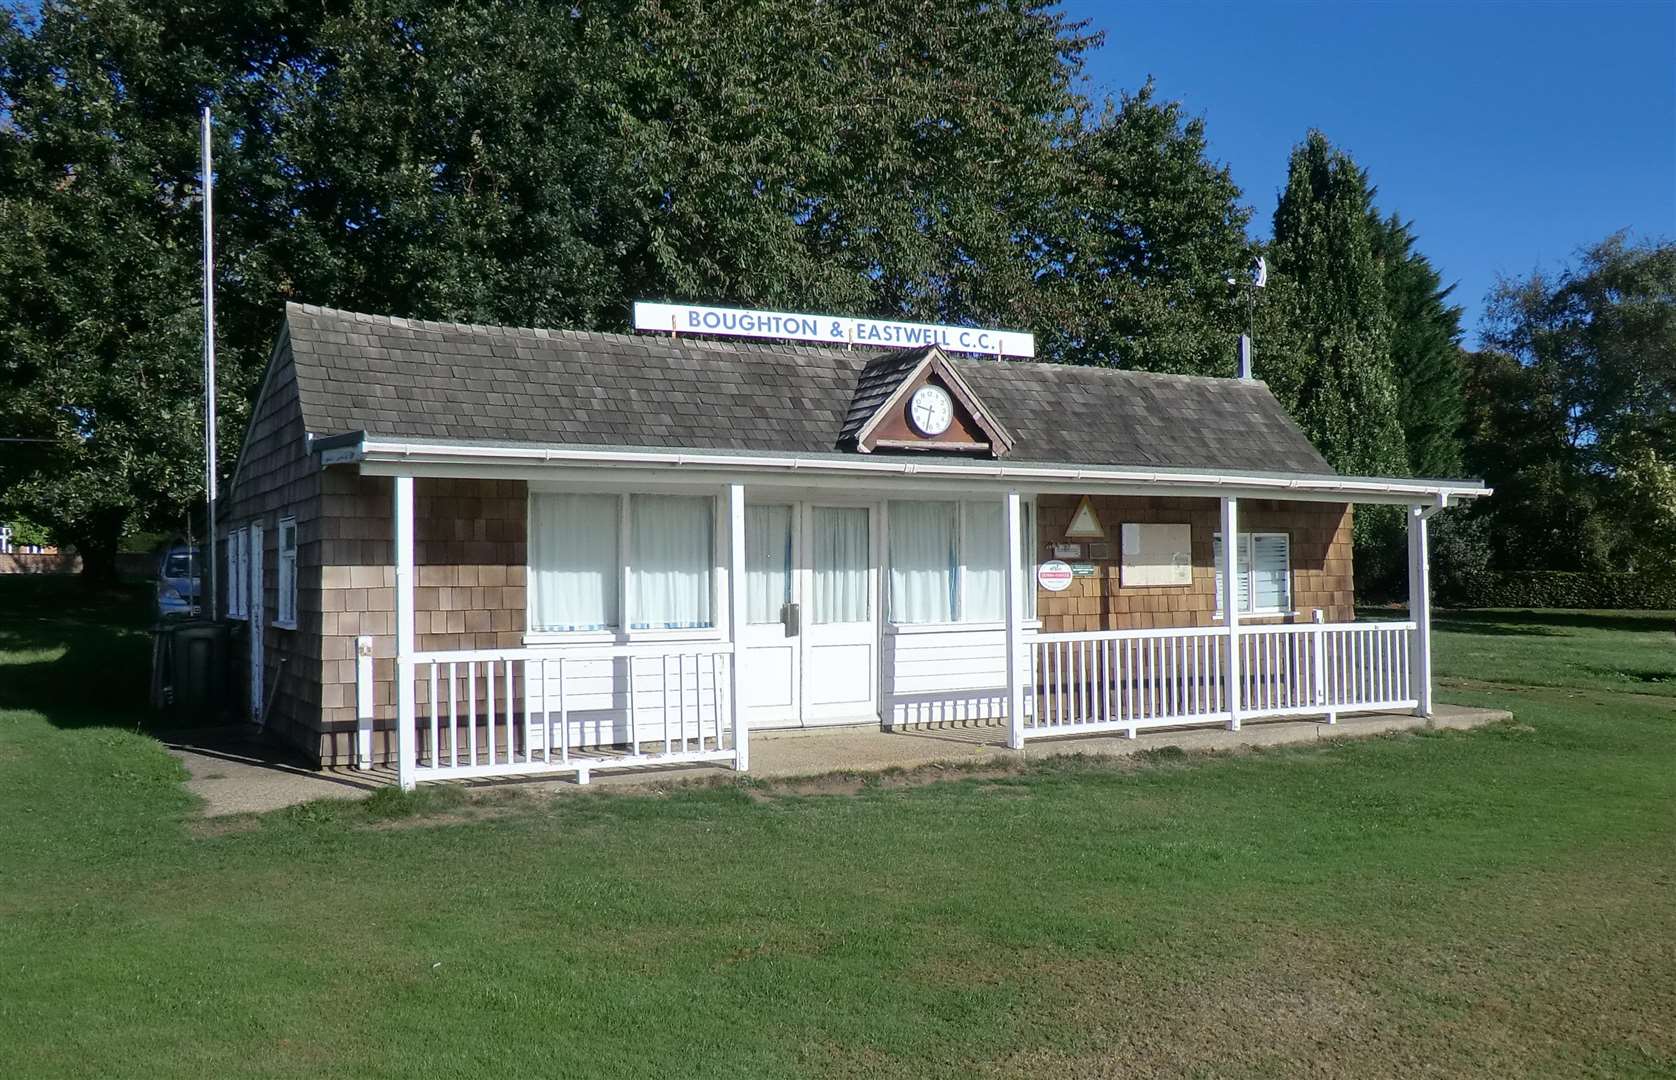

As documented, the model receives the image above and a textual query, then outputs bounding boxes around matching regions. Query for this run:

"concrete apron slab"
[174,704,1512,815]
[589,702,1512,787]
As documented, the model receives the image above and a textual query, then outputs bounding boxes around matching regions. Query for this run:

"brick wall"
[1034,495,1353,632]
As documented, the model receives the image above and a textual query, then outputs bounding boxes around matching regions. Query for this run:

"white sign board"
[1037,560,1074,593]
[634,301,1035,359]
[1120,523,1193,588]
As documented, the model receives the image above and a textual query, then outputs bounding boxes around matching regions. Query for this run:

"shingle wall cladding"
[313,474,526,766]
[220,332,323,750]
[1033,496,1354,632]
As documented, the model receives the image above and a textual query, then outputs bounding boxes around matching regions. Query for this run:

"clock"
[907,384,954,437]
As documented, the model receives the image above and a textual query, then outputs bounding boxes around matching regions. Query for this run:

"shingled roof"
[283,303,1335,475]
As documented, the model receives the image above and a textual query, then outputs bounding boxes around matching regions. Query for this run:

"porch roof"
[285,303,1341,475]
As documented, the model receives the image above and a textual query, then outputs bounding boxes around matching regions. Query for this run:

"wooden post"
[394,475,416,791]
[1004,489,1026,749]
[354,634,374,768]
[1408,503,1433,717]
[726,482,749,772]
[1220,496,1242,730]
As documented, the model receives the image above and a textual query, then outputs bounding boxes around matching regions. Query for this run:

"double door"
[740,502,878,727]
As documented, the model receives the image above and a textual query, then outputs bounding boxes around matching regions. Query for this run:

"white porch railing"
[1025,621,1418,740]
[398,644,740,786]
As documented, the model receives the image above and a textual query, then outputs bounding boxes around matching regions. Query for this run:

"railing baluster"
[448,662,458,768]
[505,658,515,764]
[559,657,570,762]
[467,662,478,766]
[541,658,551,764]
[427,663,438,769]
[629,655,641,755]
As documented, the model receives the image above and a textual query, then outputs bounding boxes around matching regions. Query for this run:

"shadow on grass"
[0,575,164,730]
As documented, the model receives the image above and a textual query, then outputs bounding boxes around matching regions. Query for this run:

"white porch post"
[1407,502,1434,717]
[1219,496,1242,730]
[1004,488,1025,750]
[394,475,417,791]
[726,482,749,772]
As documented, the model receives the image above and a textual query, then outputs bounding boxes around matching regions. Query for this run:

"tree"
[1471,234,1676,573]
[1371,212,1465,478]
[0,3,209,580]
[1266,132,1408,587]
[0,0,1106,574]
[1031,81,1255,375]
[1266,132,1405,479]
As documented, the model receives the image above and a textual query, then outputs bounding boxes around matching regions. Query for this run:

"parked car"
[156,545,202,619]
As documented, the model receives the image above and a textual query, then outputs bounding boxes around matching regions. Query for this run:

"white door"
[800,504,878,724]
[248,521,264,722]
[740,503,799,727]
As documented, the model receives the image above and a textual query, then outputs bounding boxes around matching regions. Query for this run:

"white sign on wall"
[1120,523,1193,588]
[633,301,1036,359]
[1038,560,1074,592]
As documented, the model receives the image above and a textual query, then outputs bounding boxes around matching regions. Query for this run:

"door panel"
[801,504,878,723]
[740,504,799,726]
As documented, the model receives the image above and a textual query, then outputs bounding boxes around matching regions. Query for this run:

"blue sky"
[1061,0,1676,345]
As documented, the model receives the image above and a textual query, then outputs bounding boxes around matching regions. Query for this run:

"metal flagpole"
[201,106,219,621]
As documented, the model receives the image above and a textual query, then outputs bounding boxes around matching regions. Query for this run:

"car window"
[164,553,197,577]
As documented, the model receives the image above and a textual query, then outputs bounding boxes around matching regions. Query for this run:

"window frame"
[273,516,298,629]
[525,489,723,643]
[886,497,1036,628]
[1212,530,1293,617]
[226,527,247,619]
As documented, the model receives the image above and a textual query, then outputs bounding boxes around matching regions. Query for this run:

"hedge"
[1441,570,1676,611]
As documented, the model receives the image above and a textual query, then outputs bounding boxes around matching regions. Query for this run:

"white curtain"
[531,492,619,630]
[630,495,713,629]
[962,501,1006,622]
[746,504,793,625]
[813,506,869,624]
[889,501,956,624]
[1252,533,1291,612]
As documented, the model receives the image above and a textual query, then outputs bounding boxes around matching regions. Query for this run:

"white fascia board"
[349,437,1491,505]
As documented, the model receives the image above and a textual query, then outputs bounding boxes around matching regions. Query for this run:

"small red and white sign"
[1037,559,1074,593]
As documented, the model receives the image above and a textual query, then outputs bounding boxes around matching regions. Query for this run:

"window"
[530,493,619,631]
[888,499,1033,625]
[629,495,713,629]
[1213,531,1291,615]
[528,492,716,634]
[274,517,298,628]
[227,528,248,619]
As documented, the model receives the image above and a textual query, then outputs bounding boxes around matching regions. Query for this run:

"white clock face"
[908,385,954,437]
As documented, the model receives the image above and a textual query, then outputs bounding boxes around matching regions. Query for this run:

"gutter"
[321,435,1492,503]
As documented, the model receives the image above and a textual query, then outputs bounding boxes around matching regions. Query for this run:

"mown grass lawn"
[1,577,1672,1079]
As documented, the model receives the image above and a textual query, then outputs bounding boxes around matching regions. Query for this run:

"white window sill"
[1212,610,1296,621]
[886,619,1043,635]
[523,628,722,646]
[271,619,298,631]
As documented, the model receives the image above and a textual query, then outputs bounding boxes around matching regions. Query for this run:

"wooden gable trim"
[851,347,1015,457]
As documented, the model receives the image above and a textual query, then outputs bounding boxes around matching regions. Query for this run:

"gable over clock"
[839,346,1014,457]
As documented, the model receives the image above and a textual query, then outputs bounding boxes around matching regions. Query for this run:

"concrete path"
[164,727,382,816]
[164,703,1511,815]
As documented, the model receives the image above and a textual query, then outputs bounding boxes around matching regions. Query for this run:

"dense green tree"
[1371,212,1465,478]
[1032,81,1254,375]
[3,0,1268,572]
[1470,234,1676,573]
[1265,131,1407,587]
[1266,131,1405,480]
[0,3,209,580]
